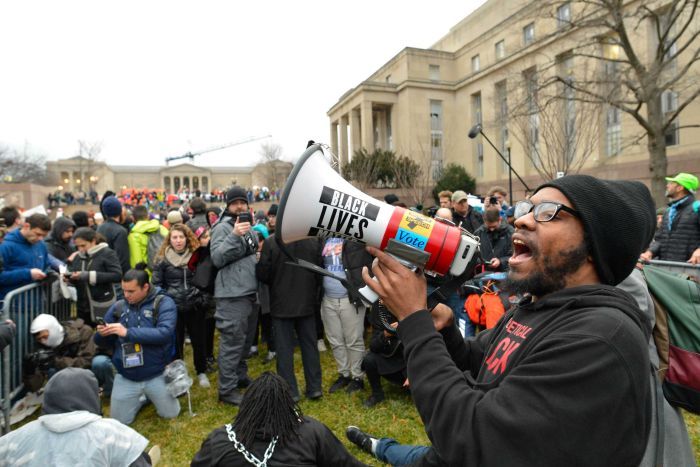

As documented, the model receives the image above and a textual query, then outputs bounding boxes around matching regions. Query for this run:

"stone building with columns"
[46,156,292,194]
[327,0,700,200]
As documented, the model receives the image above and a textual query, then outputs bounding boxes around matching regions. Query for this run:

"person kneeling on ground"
[191,371,367,466]
[0,367,153,466]
[94,265,180,425]
[23,314,113,396]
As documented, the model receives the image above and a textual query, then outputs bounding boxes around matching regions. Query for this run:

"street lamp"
[505,140,513,206]
[468,123,531,201]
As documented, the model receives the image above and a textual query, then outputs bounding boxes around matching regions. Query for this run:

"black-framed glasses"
[514,200,580,222]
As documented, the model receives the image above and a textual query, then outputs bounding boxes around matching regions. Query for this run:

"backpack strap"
[113,299,127,322]
[153,295,164,324]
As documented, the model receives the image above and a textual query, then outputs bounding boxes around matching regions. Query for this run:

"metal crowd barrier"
[0,275,74,434]
[643,259,700,282]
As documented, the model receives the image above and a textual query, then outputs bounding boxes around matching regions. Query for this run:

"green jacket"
[127,219,168,270]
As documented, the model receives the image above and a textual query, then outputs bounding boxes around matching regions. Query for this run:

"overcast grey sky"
[0,1,484,167]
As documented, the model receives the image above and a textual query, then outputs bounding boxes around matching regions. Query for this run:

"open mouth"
[511,238,533,263]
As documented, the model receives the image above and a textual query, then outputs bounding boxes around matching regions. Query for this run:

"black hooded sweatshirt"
[397,285,652,467]
[45,217,76,263]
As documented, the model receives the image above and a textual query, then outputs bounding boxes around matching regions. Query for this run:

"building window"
[662,90,679,146]
[61,171,70,185]
[183,176,190,189]
[557,2,571,28]
[558,52,576,163]
[606,105,621,156]
[429,64,440,81]
[202,176,209,192]
[174,176,181,192]
[163,176,171,192]
[193,176,199,190]
[495,80,509,173]
[524,68,540,167]
[430,100,443,180]
[472,92,484,177]
[495,40,506,60]
[523,22,535,46]
[471,54,480,73]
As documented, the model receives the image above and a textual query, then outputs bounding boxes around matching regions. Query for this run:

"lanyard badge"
[122,342,144,368]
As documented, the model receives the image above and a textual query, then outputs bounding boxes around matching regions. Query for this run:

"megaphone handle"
[358,283,379,304]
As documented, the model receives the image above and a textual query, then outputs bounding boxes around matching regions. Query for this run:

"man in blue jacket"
[94,266,180,425]
[0,213,51,301]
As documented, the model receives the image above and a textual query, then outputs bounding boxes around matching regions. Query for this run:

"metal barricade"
[643,259,700,282]
[0,275,74,434]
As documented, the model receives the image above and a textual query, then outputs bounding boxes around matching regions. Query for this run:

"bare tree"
[342,148,386,192]
[258,142,284,188]
[77,140,103,192]
[508,61,603,180]
[394,141,440,207]
[0,143,48,185]
[530,0,700,205]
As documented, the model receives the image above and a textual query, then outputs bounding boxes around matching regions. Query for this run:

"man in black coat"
[349,175,656,466]
[473,207,513,272]
[642,172,700,264]
[451,190,483,234]
[45,217,76,263]
[256,235,324,401]
[96,196,130,274]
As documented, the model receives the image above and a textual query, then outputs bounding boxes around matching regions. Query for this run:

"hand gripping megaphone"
[276,143,480,304]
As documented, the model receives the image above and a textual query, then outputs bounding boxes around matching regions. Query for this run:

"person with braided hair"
[191,372,367,467]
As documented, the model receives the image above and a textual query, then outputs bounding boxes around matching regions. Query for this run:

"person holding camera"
[23,313,113,396]
[152,223,210,388]
[66,227,123,326]
[210,186,259,406]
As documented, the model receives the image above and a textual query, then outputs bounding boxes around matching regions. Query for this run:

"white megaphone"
[276,143,480,303]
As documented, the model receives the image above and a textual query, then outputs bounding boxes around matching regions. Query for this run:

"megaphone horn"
[276,143,480,292]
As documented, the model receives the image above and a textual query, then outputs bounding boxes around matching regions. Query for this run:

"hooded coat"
[0,228,49,300]
[127,219,169,270]
[398,285,652,467]
[45,217,76,263]
[0,368,148,467]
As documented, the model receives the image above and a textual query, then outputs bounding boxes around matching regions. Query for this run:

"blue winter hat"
[102,196,122,218]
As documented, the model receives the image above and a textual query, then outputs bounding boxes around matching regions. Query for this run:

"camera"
[95,317,106,326]
[237,212,252,224]
[489,196,498,205]
[24,348,56,373]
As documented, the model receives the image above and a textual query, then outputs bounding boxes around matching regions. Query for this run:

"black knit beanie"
[535,175,655,286]
[226,186,248,206]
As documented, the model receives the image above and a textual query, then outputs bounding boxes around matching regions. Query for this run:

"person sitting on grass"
[0,367,153,466]
[191,371,367,467]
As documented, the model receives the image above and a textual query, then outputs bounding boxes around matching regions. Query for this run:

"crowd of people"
[0,170,698,465]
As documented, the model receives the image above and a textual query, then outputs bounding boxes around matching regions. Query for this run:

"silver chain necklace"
[225,424,278,467]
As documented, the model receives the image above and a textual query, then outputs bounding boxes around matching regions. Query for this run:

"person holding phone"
[66,228,123,326]
[209,186,260,405]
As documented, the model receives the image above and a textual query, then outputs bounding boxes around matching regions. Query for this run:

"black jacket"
[191,416,367,467]
[367,305,406,376]
[649,195,700,262]
[97,219,130,274]
[45,217,76,263]
[256,236,322,319]
[452,206,483,234]
[398,285,651,467]
[0,322,15,351]
[340,241,374,308]
[152,252,195,310]
[67,243,122,322]
[473,223,513,271]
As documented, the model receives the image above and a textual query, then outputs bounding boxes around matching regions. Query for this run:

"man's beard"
[504,242,589,297]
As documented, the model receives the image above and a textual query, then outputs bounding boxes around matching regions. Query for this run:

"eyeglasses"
[514,200,580,222]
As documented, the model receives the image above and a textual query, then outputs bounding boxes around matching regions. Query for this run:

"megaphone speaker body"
[277,144,478,278]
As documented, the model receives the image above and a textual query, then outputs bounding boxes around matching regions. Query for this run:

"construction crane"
[164,135,272,165]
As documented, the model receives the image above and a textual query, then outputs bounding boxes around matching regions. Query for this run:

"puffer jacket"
[127,219,169,270]
[45,217,76,263]
[210,214,258,298]
[152,250,195,309]
[649,195,700,262]
[67,243,122,322]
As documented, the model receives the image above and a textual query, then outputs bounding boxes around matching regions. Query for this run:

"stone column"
[350,108,361,155]
[330,121,339,159]
[377,110,387,150]
[389,105,398,151]
[361,101,374,151]
[339,115,349,173]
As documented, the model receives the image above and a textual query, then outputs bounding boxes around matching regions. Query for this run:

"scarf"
[165,246,192,268]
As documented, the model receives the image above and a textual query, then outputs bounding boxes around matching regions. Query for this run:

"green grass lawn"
[16,337,700,466]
